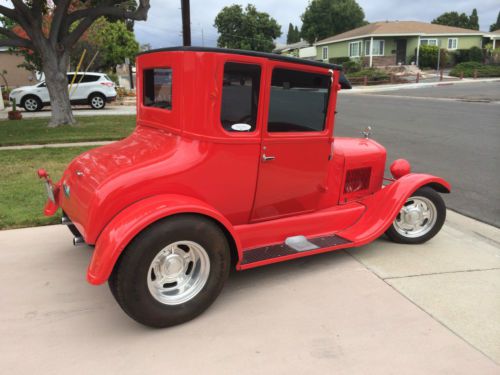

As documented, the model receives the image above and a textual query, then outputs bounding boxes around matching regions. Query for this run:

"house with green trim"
[315,21,483,67]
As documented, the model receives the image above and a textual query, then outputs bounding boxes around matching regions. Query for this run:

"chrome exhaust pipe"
[73,236,85,246]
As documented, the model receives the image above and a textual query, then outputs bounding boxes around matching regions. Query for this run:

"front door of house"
[251,64,332,222]
[396,40,407,64]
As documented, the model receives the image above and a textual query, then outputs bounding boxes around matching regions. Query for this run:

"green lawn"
[0,146,93,229]
[0,115,136,146]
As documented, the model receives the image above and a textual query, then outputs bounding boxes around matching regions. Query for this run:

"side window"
[80,74,100,83]
[268,69,330,132]
[221,62,261,132]
[143,68,172,109]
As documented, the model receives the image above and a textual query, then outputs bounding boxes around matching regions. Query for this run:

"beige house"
[315,21,484,67]
[0,47,37,88]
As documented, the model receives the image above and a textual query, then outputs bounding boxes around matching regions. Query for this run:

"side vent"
[344,167,371,193]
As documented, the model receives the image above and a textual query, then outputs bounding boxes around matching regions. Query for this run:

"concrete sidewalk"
[0,105,135,119]
[0,212,498,374]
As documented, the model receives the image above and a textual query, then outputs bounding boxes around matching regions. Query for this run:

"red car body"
[40,48,450,286]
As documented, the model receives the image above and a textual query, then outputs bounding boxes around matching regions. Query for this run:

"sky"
[134,0,500,48]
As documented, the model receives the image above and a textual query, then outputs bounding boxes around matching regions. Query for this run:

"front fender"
[87,194,241,285]
[340,173,450,244]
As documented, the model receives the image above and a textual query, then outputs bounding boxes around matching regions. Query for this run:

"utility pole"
[181,0,191,47]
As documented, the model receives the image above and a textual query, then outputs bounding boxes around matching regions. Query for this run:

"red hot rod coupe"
[38,47,450,327]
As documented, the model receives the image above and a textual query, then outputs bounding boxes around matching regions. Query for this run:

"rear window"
[143,68,172,110]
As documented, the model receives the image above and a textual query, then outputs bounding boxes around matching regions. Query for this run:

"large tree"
[214,4,281,52]
[300,0,366,44]
[0,1,150,127]
[286,23,300,44]
[431,10,479,30]
[490,11,500,32]
[469,8,479,30]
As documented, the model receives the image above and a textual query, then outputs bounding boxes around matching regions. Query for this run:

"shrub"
[342,59,362,73]
[452,49,471,64]
[418,45,448,69]
[418,45,438,68]
[449,62,500,77]
[468,46,483,62]
[347,68,389,82]
[329,57,350,65]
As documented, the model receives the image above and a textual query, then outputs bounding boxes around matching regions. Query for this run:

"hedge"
[449,62,500,77]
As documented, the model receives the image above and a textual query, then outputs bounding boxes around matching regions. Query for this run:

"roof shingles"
[316,21,483,45]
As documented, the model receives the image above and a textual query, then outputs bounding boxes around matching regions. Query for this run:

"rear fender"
[340,173,450,244]
[87,194,241,285]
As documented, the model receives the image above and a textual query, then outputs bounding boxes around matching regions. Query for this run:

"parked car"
[9,72,117,112]
[37,47,450,328]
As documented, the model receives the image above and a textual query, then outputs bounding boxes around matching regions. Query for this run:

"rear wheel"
[385,187,446,244]
[89,93,106,109]
[109,215,231,328]
[22,95,42,112]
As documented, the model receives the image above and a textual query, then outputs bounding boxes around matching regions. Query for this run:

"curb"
[0,140,114,151]
[344,77,500,93]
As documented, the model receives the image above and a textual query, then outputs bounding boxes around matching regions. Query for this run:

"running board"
[240,234,351,267]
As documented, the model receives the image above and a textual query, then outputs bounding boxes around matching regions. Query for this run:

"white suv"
[9,72,117,112]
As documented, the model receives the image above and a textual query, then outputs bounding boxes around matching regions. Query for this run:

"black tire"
[385,187,446,244]
[89,92,106,110]
[22,95,42,112]
[108,215,231,328]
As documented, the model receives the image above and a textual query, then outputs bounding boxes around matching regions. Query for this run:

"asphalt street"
[336,81,500,227]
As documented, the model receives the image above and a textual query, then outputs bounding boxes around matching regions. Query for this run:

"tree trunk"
[42,50,75,127]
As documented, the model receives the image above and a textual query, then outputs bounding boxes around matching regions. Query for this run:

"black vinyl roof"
[137,46,342,71]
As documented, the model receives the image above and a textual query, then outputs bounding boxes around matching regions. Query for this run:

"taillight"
[100,82,114,87]
[344,167,371,193]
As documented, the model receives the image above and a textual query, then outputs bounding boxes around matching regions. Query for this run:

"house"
[273,40,317,60]
[485,29,500,49]
[315,21,484,67]
[0,47,37,88]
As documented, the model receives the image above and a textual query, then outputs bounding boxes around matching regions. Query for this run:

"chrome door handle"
[262,154,275,162]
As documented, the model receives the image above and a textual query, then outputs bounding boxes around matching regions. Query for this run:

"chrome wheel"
[24,98,39,111]
[393,196,437,238]
[90,96,104,109]
[147,241,210,305]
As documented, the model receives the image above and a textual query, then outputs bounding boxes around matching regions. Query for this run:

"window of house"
[420,38,438,46]
[220,62,261,132]
[447,38,458,49]
[143,68,172,110]
[322,47,329,60]
[267,68,330,133]
[365,40,385,56]
[349,41,362,57]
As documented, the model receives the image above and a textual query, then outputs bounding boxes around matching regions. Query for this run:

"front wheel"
[109,215,231,328]
[385,187,446,244]
[22,95,42,112]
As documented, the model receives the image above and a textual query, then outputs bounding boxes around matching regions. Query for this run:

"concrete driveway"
[0,211,498,374]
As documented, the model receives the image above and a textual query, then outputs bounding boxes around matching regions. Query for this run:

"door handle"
[262,154,275,162]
